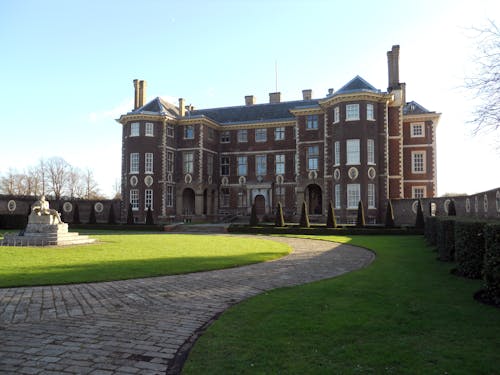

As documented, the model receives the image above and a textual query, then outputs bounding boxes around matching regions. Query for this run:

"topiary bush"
[275,202,285,227]
[88,204,97,224]
[436,218,456,261]
[249,204,259,226]
[107,203,116,224]
[454,221,487,279]
[415,199,425,229]
[424,216,438,247]
[326,200,337,228]
[385,199,395,228]
[356,200,365,228]
[448,199,457,216]
[299,201,310,228]
[146,206,154,225]
[481,223,500,306]
[73,203,81,224]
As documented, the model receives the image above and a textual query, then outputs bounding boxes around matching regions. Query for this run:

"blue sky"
[1,0,499,197]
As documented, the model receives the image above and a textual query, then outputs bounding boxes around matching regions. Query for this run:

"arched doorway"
[254,195,266,216]
[182,188,195,215]
[305,184,322,214]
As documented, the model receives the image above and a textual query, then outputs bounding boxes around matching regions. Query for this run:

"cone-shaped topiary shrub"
[356,200,365,227]
[88,203,97,224]
[275,202,285,227]
[299,201,310,228]
[249,204,259,226]
[326,200,337,228]
[415,199,425,229]
[385,199,395,228]
[455,221,486,279]
[481,223,500,306]
[146,206,154,225]
[107,203,116,224]
[448,199,457,216]
[127,203,134,225]
[73,203,81,224]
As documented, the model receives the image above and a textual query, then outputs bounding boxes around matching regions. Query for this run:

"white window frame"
[346,104,360,121]
[307,145,319,171]
[221,156,230,176]
[166,185,174,207]
[130,189,139,210]
[275,154,285,175]
[347,184,360,209]
[167,151,174,173]
[237,156,247,176]
[412,186,426,198]
[367,139,375,165]
[366,104,375,121]
[411,151,426,174]
[334,141,340,166]
[346,139,360,165]
[334,184,341,209]
[333,107,340,124]
[411,122,425,138]
[368,183,376,208]
[183,151,194,174]
[255,128,267,142]
[167,124,174,137]
[130,153,139,174]
[130,122,140,137]
[145,153,153,174]
[237,129,248,143]
[184,125,194,139]
[145,122,154,137]
[237,190,247,208]
[145,189,153,210]
[275,127,285,140]
[220,131,230,143]
[306,115,318,129]
[256,155,267,176]
[207,154,214,176]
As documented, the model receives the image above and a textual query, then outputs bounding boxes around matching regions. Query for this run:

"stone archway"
[182,188,195,215]
[254,195,266,216]
[305,184,322,214]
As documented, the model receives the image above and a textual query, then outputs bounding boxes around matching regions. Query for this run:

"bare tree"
[465,20,500,139]
[67,166,84,198]
[112,178,122,200]
[45,157,70,199]
[0,168,17,194]
[82,168,101,199]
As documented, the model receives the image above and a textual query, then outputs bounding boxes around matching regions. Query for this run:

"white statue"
[31,195,63,224]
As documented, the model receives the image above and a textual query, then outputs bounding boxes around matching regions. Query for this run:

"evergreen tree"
[127,203,134,225]
[299,201,310,228]
[415,199,425,229]
[107,203,116,224]
[326,200,337,228]
[73,203,81,224]
[249,204,259,226]
[356,200,366,227]
[385,199,395,227]
[448,199,457,216]
[88,203,97,224]
[146,206,154,225]
[275,202,285,227]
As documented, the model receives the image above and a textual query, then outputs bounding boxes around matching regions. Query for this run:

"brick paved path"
[0,236,374,374]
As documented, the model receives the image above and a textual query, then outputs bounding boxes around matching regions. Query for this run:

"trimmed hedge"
[0,214,28,229]
[424,216,438,246]
[454,221,487,279]
[436,218,456,261]
[482,223,500,305]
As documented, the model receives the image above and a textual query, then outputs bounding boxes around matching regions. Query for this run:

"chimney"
[133,79,139,109]
[269,92,281,104]
[137,80,146,108]
[302,89,312,100]
[387,45,400,91]
[245,95,256,106]
[328,88,334,96]
[178,98,185,117]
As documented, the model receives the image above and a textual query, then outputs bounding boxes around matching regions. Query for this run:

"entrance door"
[254,195,265,216]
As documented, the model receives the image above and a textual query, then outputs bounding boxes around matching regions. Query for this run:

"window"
[220,131,230,143]
[207,154,214,176]
[334,184,341,209]
[183,151,194,174]
[366,104,375,121]
[368,183,376,208]
[145,122,154,136]
[255,128,267,142]
[145,153,153,174]
[237,156,247,176]
[333,107,340,123]
[346,104,360,121]
[184,125,194,139]
[207,127,215,140]
[166,185,174,207]
[237,190,247,207]
[167,124,174,137]
[347,184,360,209]
[167,151,174,173]
[412,186,426,198]
[130,153,139,174]
[367,139,375,164]
[237,129,248,143]
[130,122,140,137]
[130,189,139,210]
[220,188,230,207]
[275,154,285,175]
[412,151,425,173]
[256,155,267,176]
[346,139,360,165]
[306,115,318,129]
[275,127,285,140]
[145,189,153,210]
[334,141,340,166]
[411,122,425,137]
[307,145,319,170]
[221,156,230,176]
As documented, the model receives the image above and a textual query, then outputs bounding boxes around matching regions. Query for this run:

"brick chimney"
[133,79,139,109]
[133,79,147,109]
[245,95,256,106]
[302,89,312,100]
[387,45,400,91]
[269,92,281,104]
[179,98,185,117]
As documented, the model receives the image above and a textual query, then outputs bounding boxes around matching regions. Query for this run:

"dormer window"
[346,104,360,121]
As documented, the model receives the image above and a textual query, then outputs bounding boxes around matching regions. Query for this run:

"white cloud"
[88,99,134,123]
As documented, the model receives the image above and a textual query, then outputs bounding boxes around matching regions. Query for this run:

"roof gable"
[130,97,179,117]
[334,75,380,95]
[403,101,433,115]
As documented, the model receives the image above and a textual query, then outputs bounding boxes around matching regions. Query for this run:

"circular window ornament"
[348,167,359,180]
[167,173,173,183]
[484,194,488,212]
[333,168,340,181]
[465,198,471,213]
[257,175,264,182]
[276,175,284,185]
[308,170,318,180]
[7,200,16,212]
[474,196,479,213]
[144,175,153,187]
[63,202,73,213]
[221,176,229,186]
[496,191,500,213]
[411,200,419,214]
[239,176,246,185]
[94,202,104,213]
[184,174,192,184]
[367,167,376,180]
[444,199,450,214]
[130,176,138,187]
[208,175,213,184]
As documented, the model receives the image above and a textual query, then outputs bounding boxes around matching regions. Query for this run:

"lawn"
[0,233,291,287]
[182,235,500,375]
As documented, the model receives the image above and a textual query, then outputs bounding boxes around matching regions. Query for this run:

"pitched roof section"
[403,101,433,115]
[334,75,381,95]
[130,97,179,117]
[191,99,319,125]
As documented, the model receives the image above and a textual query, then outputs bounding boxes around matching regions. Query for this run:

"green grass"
[0,233,290,287]
[183,235,500,375]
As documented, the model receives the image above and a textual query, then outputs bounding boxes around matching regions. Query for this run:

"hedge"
[424,216,438,246]
[436,218,456,261]
[482,223,500,305]
[454,221,487,279]
[0,214,28,229]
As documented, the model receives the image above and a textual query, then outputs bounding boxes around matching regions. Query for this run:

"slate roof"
[129,97,179,117]
[403,101,434,115]
[334,75,380,95]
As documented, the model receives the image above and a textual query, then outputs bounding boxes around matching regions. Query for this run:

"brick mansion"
[117,45,440,224]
